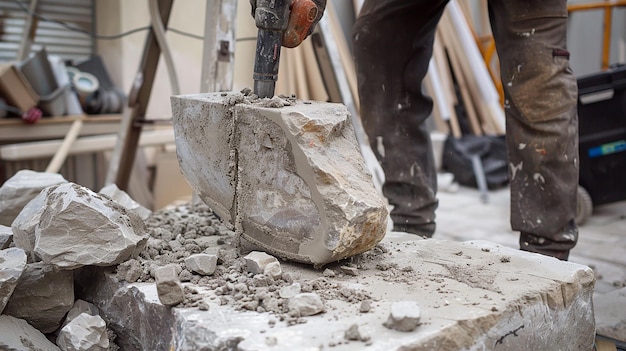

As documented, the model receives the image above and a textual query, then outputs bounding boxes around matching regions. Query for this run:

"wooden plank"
[45,118,83,172]
[0,115,122,142]
[105,0,174,191]
[439,13,483,135]
[0,129,174,161]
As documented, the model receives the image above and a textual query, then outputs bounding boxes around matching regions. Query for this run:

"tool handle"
[282,0,320,48]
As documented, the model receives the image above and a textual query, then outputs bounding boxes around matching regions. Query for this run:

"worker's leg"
[352,0,449,236]
[489,0,579,260]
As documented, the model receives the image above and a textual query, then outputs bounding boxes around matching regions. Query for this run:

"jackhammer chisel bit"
[252,0,324,98]
[253,0,291,98]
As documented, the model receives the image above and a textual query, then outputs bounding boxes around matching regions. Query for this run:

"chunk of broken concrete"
[0,315,61,351]
[172,93,388,265]
[0,170,67,226]
[279,282,301,299]
[74,267,175,351]
[12,183,51,254]
[61,299,101,331]
[244,251,279,275]
[184,253,217,276]
[57,313,110,351]
[3,262,74,333]
[383,300,422,332]
[0,225,12,249]
[100,183,152,220]
[27,183,147,269]
[155,264,185,306]
[288,292,325,317]
[0,247,27,313]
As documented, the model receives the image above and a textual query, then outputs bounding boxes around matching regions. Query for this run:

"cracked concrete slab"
[76,228,595,351]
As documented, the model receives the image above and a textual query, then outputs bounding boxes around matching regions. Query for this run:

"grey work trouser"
[353,0,579,254]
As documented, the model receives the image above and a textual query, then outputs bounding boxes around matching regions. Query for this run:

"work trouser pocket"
[492,0,578,123]
[503,46,578,123]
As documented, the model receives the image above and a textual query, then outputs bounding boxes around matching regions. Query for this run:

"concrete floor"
[433,177,626,340]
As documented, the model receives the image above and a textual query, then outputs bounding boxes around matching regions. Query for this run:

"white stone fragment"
[0,225,12,249]
[383,300,421,332]
[99,183,152,220]
[0,315,60,351]
[0,170,67,226]
[11,186,49,254]
[288,292,325,317]
[0,248,27,313]
[60,299,100,330]
[263,261,282,279]
[57,313,109,351]
[184,253,218,276]
[33,183,148,269]
[244,251,280,275]
[155,264,185,306]
[279,282,301,299]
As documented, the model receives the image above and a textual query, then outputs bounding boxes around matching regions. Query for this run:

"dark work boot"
[519,220,578,261]
[392,221,436,238]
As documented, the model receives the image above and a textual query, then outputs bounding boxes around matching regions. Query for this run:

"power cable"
[11,0,204,41]
[12,0,262,43]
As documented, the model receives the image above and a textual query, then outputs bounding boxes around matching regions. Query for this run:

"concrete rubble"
[0,169,67,226]
[171,92,389,266]
[3,261,74,333]
[0,168,597,349]
[99,183,152,220]
[57,313,110,351]
[384,300,422,332]
[0,315,60,351]
[184,253,218,276]
[0,247,26,312]
[0,225,12,249]
[155,264,186,306]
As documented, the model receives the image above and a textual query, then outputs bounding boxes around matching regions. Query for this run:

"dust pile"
[114,202,403,324]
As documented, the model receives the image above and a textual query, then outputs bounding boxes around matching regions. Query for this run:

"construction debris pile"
[0,174,597,349]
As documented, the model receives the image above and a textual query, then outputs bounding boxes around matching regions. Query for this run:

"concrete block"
[172,92,388,265]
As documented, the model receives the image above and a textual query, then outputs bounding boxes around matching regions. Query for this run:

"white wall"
[96,0,257,119]
[96,0,626,118]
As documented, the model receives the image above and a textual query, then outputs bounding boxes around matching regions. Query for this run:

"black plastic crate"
[577,65,626,206]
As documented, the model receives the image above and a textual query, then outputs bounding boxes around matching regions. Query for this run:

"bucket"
[19,48,58,97]
[39,84,68,117]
